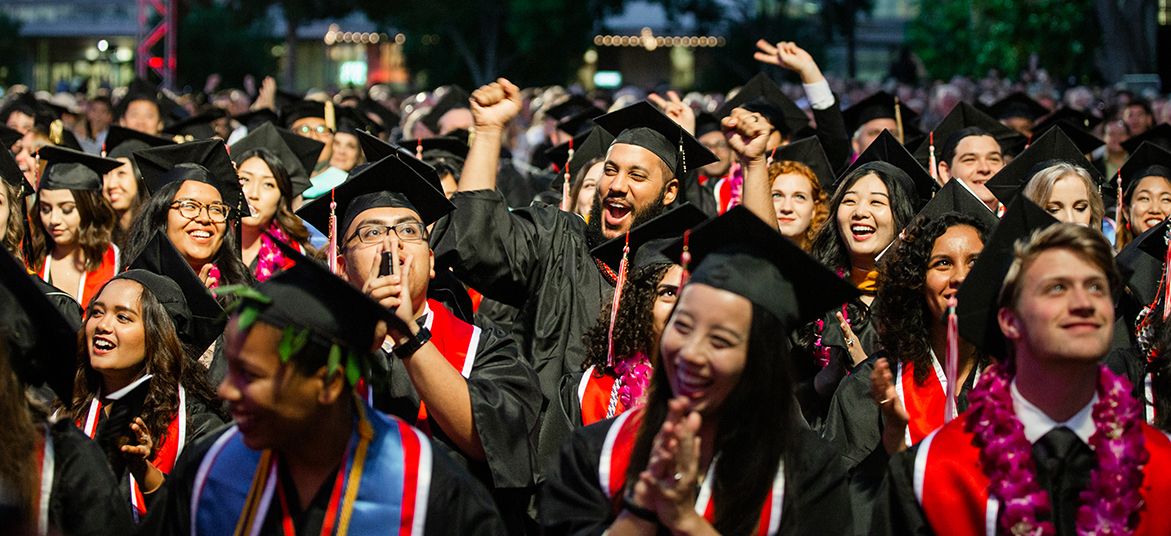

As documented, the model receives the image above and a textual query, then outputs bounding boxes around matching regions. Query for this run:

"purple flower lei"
[966,364,1148,535]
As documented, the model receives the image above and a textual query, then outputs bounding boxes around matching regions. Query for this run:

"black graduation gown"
[820,354,980,536]
[431,188,613,471]
[24,420,135,536]
[137,394,226,513]
[139,424,507,535]
[538,417,853,536]
[794,303,881,431]
[811,102,852,176]
[366,320,542,534]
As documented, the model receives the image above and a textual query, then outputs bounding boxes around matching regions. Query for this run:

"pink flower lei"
[613,352,652,413]
[966,363,1148,535]
[254,223,292,282]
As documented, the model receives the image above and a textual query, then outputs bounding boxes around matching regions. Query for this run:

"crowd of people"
[1,38,1170,535]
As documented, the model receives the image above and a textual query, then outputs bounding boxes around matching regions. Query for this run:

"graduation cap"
[353,130,443,191]
[913,102,1027,166]
[0,247,79,403]
[1116,218,1168,309]
[988,92,1050,122]
[591,203,708,272]
[1117,142,1171,199]
[0,145,31,196]
[35,145,122,191]
[357,97,400,133]
[985,127,1103,207]
[399,137,469,163]
[772,135,836,190]
[1122,123,1171,154]
[915,178,1000,230]
[545,95,598,122]
[419,86,470,135]
[132,138,244,213]
[0,124,21,148]
[1031,109,1105,155]
[163,108,228,142]
[717,73,809,138]
[694,112,722,139]
[96,374,153,476]
[659,205,860,330]
[544,125,615,178]
[125,231,225,357]
[335,105,382,135]
[842,91,923,143]
[229,122,323,198]
[956,195,1059,358]
[228,237,393,379]
[103,125,174,159]
[839,130,938,208]
[0,92,40,121]
[296,149,455,240]
[231,108,280,132]
[280,99,336,132]
[593,101,718,177]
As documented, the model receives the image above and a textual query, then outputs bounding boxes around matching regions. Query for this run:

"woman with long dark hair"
[233,148,312,281]
[541,207,856,535]
[100,126,173,248]
[69,271,223,517]
[1113,142,1171,251]
[26,146,122,306]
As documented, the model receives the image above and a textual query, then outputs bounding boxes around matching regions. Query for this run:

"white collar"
[1010,380,1097,445]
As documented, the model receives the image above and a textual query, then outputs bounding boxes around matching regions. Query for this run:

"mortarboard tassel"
[416,138,424,161]
[943,298,960,423]
[679,229,692,288]
[605,232,631,369]
[1163,226,1171,321]
[49,120,64,146]
[927,131,938,183]
[1115,170,1124,245]
[327,188,338,274]
[324,100,336,133]
[560,138,574,212]
[893,96,905,145]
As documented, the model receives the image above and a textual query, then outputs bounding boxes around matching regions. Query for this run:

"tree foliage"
[177,3,280,89]
[692,1,829,91]
[0,12,24,85]
[907,0,1102,83]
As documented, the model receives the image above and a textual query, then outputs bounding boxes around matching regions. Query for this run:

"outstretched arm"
[459,78,522,193]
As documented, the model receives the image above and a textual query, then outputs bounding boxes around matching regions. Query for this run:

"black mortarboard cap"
[1116,218,1168,307]
[279,99,328,130]
[229,122,323,198]
[36,145,122,191]
[1122,123,1171,154]
[544,125,614,178]
[232,108,280,131]
[0,146,31,196]
[985,127,1103,206]
[353,130,443,191]
[913,101,1026,165]
[593,101,718,177]
[591,203,708,272]
[718,73,809,137]
[113,269,189,343]
[694,112,721,139]
[96,374,153,477]
[660,205,860,329]
[1041,107,1102,130]
[956,195,1059,358]
[914,178,1001,230]
[842,91,923,140]
[358,97,400,133]
[839,130,937,208]
[132,138,244,213]
[335,105,380,135]
[419,86,470,135]
[399,137,469,162]
[1117,142,1171,197]
[296,151,455,238]
[1031,111,1105,155]
[545,95,599,122]
[163,108,228,142]
[988,92,1050,121]
[246,238,392,354]
[0,248,78,402]
[773,135,836,190]
[0,125,22,148]
[558,108,604,139]
[125,230,224,357]
[104,125,174,159]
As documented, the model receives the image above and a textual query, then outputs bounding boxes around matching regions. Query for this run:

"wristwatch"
[392,327,432,359]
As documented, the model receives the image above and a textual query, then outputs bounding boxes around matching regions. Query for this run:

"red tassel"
[1116,170,1124,242]
[560,137,574,212]
[944,298,960,422]
[606,232,631,369]
[927,131,937,183]
[416,139,424,161]
[679,229,692,288]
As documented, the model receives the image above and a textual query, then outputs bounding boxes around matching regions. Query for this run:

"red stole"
[895,359,951,446]
[915,413,1171,536]
[36,244,119,307]
[597,410,786,535]
[578,365,625,426]
[413,299,480,433]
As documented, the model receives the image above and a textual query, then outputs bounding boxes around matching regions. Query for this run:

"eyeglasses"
[346,221,428,245]
[296,124,333,136]
[170,200,230,223]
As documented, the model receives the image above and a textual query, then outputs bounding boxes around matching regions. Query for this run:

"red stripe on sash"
[580,371,622,426]
[1134,425,1171,535]
[918,416,988,536]
[414,300,477,434]
[81,246,119,307]
[398,420,422,536]
[900,360,948,444]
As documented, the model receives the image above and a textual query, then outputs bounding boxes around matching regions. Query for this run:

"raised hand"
[871,357,910,454]
[721,108,771,163]
[648,91,696,135]
[469,78,522,131]
[362,236,419,342]
[631,396,705,532]
[251,76,277,111]
[837,311,869,367]
[122,417,165,493]
[753,40,825,84]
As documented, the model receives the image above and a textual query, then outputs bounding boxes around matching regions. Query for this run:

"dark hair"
[874,212,991,383]
[1116,171,1171,250]
[809,162,918,272]
[109,157,148,249]
[1127,98,1154,119]
[1,181,24,258]
[939,126,996,166]
[70,277,219,459]
[569,156,605,217]
[0,337,38,531]
[27,188,116,273]
[582,263,671,372]
[423,154,463,185]
[120,179,252,289]
[625,301,797,535]
[235,149,312,251]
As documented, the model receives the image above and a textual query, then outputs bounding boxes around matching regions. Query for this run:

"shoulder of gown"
[47,419,135,536]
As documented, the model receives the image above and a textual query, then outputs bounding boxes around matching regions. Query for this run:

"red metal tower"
[136,0,177,88]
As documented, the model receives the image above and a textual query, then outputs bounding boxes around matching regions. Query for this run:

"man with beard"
[432,78,761,471]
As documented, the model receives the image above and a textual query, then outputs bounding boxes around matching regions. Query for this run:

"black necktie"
[1032,426,1095,535]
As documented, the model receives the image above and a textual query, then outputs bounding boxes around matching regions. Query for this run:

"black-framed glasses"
[296,124,333,136]
[346,221,428,245]
[170,200,230,223]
